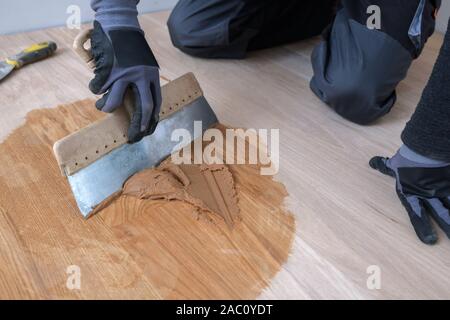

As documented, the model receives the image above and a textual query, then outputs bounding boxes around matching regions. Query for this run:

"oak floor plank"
[0,11,449,299]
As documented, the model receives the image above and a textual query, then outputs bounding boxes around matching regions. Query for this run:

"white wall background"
[0,0,449,35]
[0,0,177,35]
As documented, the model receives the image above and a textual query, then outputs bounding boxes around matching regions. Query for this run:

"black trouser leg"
[310,0,440,125]
[244,0,337,51]
[167,0,336,59]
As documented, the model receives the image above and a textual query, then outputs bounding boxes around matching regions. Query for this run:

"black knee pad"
[311,76,398,125]
[310,5,415,125]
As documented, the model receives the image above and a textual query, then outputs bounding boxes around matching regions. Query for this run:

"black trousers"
[310,0,438,124]
[168,0,447,159]
[168,0,438,58]
[168,0,337,59]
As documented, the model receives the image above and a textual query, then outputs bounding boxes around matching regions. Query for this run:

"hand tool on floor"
[0,41,57,82]
[53,29,218,218]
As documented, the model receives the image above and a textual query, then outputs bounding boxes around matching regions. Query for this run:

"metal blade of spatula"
[53,72,218,218]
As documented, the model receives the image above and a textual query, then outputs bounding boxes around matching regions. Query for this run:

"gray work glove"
[89,20,161,143]
[370,146,450,245]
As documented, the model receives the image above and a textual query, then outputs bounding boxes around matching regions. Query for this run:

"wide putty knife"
[53,29,218,218]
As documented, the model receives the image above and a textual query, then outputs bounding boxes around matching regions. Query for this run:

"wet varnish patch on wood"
[0,99,295,299]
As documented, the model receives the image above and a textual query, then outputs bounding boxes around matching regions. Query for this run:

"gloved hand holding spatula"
[90,0,161,143]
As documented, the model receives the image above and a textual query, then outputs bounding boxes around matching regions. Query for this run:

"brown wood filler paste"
[93,159,240,228]
[0,99,295,299]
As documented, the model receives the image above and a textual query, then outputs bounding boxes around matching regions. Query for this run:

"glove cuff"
[399,145,447,165]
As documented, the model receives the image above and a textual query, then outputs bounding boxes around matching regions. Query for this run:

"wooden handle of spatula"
[53,72,204,176]
[73,29,95,69]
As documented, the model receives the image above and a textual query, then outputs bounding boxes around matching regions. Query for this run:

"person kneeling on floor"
[89,0,450,244]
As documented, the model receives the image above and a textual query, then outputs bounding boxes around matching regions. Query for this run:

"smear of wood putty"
[0,100,295,299]
[93,159,240,228]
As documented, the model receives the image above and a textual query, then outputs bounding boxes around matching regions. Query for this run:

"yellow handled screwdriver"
[0,41,57,82]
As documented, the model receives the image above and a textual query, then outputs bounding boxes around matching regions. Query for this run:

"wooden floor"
[1,11,449,299]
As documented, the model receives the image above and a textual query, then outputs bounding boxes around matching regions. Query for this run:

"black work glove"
[89,20,162,143]
[370,147,450,245]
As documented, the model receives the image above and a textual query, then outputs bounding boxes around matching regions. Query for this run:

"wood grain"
[1,10,450,299]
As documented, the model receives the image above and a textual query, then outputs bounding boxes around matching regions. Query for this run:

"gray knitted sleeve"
[91,0,140,29]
